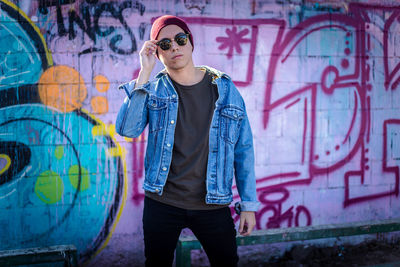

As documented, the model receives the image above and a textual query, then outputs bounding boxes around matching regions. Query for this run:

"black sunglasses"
[156,32,190,51]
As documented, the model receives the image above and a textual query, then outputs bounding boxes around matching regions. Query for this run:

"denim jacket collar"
[155,65,231,82]
[155,65,232,106]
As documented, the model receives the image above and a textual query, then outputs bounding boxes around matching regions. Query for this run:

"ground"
[261,239,400,267]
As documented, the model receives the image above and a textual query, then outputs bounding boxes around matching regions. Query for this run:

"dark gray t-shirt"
[146,70,226,210]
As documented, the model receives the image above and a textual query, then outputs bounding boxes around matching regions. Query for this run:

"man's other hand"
[239,211,256,236]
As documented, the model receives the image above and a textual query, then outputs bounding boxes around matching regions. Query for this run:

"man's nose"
[170,40,179,51]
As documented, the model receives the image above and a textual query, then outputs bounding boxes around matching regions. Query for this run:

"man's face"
[156,25,193,71]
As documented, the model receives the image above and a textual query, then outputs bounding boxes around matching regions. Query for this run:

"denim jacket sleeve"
[233,102,260,213]
[115,80,151,138]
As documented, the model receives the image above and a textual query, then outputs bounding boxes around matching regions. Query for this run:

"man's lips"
[172,54,183,59]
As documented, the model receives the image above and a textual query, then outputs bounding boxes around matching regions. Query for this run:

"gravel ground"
[262,239,400,267]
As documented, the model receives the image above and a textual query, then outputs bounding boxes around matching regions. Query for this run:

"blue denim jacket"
[115,66,259,212]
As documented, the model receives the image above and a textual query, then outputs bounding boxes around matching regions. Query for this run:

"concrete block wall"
[0,0,399,265]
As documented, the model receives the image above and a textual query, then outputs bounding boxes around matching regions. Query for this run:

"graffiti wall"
[0,0,399,265]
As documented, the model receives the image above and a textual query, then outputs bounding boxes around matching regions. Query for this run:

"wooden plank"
[0,245,77,266]
[176,242,194,267]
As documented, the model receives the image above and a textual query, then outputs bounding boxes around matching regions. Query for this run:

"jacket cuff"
[234,201,260,214]
[118,80,150,98]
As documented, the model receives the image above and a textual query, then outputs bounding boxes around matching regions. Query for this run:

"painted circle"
[259,187,289,204]
[0,154,11,175]
[93,75,110,92]
[341,59,349,69]
[55,145,64,160]
[35,170,64,204]
[91,96,109,114]
[38,65,87,112]
[69,165,90,191]
[0,105,123,262]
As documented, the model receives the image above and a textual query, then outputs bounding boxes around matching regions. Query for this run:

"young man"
[116,15,259,267]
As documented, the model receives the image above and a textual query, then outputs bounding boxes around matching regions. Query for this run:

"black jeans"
[142,197,238,267]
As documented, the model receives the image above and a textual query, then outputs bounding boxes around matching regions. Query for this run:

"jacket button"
[170,120,175,124]
[167,143,171,147]
[172,94,176,98]
[162,167,167,171]
[155,189,160,193]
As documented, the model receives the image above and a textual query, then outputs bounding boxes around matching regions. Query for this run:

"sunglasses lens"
[158,39,171,50]
[175,33,188,46]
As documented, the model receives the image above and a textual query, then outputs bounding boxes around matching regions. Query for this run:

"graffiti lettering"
[256,187,312,229]
[40,0,145,55]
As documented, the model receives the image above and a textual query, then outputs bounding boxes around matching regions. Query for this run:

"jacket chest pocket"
[147,96,168,133]
[219,106,244,144]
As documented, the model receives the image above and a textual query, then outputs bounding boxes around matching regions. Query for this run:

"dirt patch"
[264,239,400,266]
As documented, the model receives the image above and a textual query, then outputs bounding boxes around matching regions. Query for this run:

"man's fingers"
[239,217,250,236]
[140,41,158,55]
[241,225,250,236]
[239,217,245,234]
[242,225,249,235]
[246,222,255,235]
